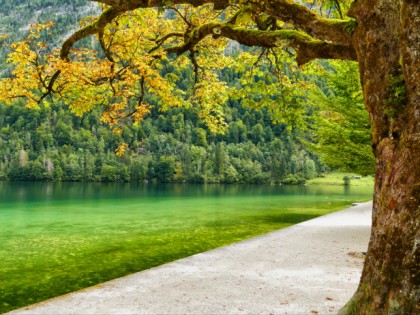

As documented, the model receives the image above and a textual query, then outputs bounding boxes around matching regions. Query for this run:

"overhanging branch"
[262,1,354,46]
[88,1,354,45]
[165,22,356,64]
[73,1,355,60]
[43,0,356,102]
[60,7,122,59]
[89,0,230,11]
[219,25,357,64]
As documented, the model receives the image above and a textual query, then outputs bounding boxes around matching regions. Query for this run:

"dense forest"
[0,0,372,184]
[0,0,100,75]
[0,88,324,183]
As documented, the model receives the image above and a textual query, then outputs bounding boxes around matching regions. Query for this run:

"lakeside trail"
[8,202,372,315]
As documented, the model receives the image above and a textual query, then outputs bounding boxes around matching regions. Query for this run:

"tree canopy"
[0,0,357,156]
[304,60,374,175]
[0,0,419,314]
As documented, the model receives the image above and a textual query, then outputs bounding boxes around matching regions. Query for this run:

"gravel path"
[9,202,372,315]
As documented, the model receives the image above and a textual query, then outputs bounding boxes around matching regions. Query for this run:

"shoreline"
[8,201,372,315]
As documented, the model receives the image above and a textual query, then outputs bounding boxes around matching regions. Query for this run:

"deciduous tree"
[0,0,418,313]
[304,60,375,175]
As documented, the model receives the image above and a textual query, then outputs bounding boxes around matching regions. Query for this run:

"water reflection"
[0,181,372,204]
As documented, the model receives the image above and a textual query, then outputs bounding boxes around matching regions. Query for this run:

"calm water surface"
[0,182,372,312]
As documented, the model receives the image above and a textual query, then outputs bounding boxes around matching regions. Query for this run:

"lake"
[0,181,373,313]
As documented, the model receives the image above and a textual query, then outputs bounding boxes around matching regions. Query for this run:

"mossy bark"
[342,0,420,313]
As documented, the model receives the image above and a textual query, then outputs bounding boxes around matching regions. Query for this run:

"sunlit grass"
[307,172,375,188]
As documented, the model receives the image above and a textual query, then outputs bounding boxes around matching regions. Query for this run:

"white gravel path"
[8,202,372,315]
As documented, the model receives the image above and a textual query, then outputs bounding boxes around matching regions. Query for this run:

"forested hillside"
[0,0,370,183]
[0,0,100,75]
[0,89,324,183]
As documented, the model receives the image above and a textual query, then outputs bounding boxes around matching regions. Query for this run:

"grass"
[307,172,375,188]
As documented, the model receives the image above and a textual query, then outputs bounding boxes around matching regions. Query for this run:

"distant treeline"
[0,97,324,184]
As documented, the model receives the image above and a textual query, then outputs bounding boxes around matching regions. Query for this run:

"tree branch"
[71,1,354,60]
[62,1,229,60]
[89,0,230,11]
[261,1,354,46]
[167,6,192,26]
[222,25,356,64]
[40,0,356,103]
[60,7,123,60]
[166,22,356,64]
[148,32,184,54]
[89,1,353,45]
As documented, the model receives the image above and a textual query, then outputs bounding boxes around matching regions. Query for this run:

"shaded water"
[0,182,372,313]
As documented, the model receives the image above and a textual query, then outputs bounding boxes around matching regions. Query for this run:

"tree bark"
[341,0,420,313]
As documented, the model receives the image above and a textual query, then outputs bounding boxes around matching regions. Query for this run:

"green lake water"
[0,182,373,313]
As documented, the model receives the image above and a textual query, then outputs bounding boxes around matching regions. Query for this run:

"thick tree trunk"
[341,0,420,314]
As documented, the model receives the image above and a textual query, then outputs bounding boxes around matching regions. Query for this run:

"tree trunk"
[341,0,420,313]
